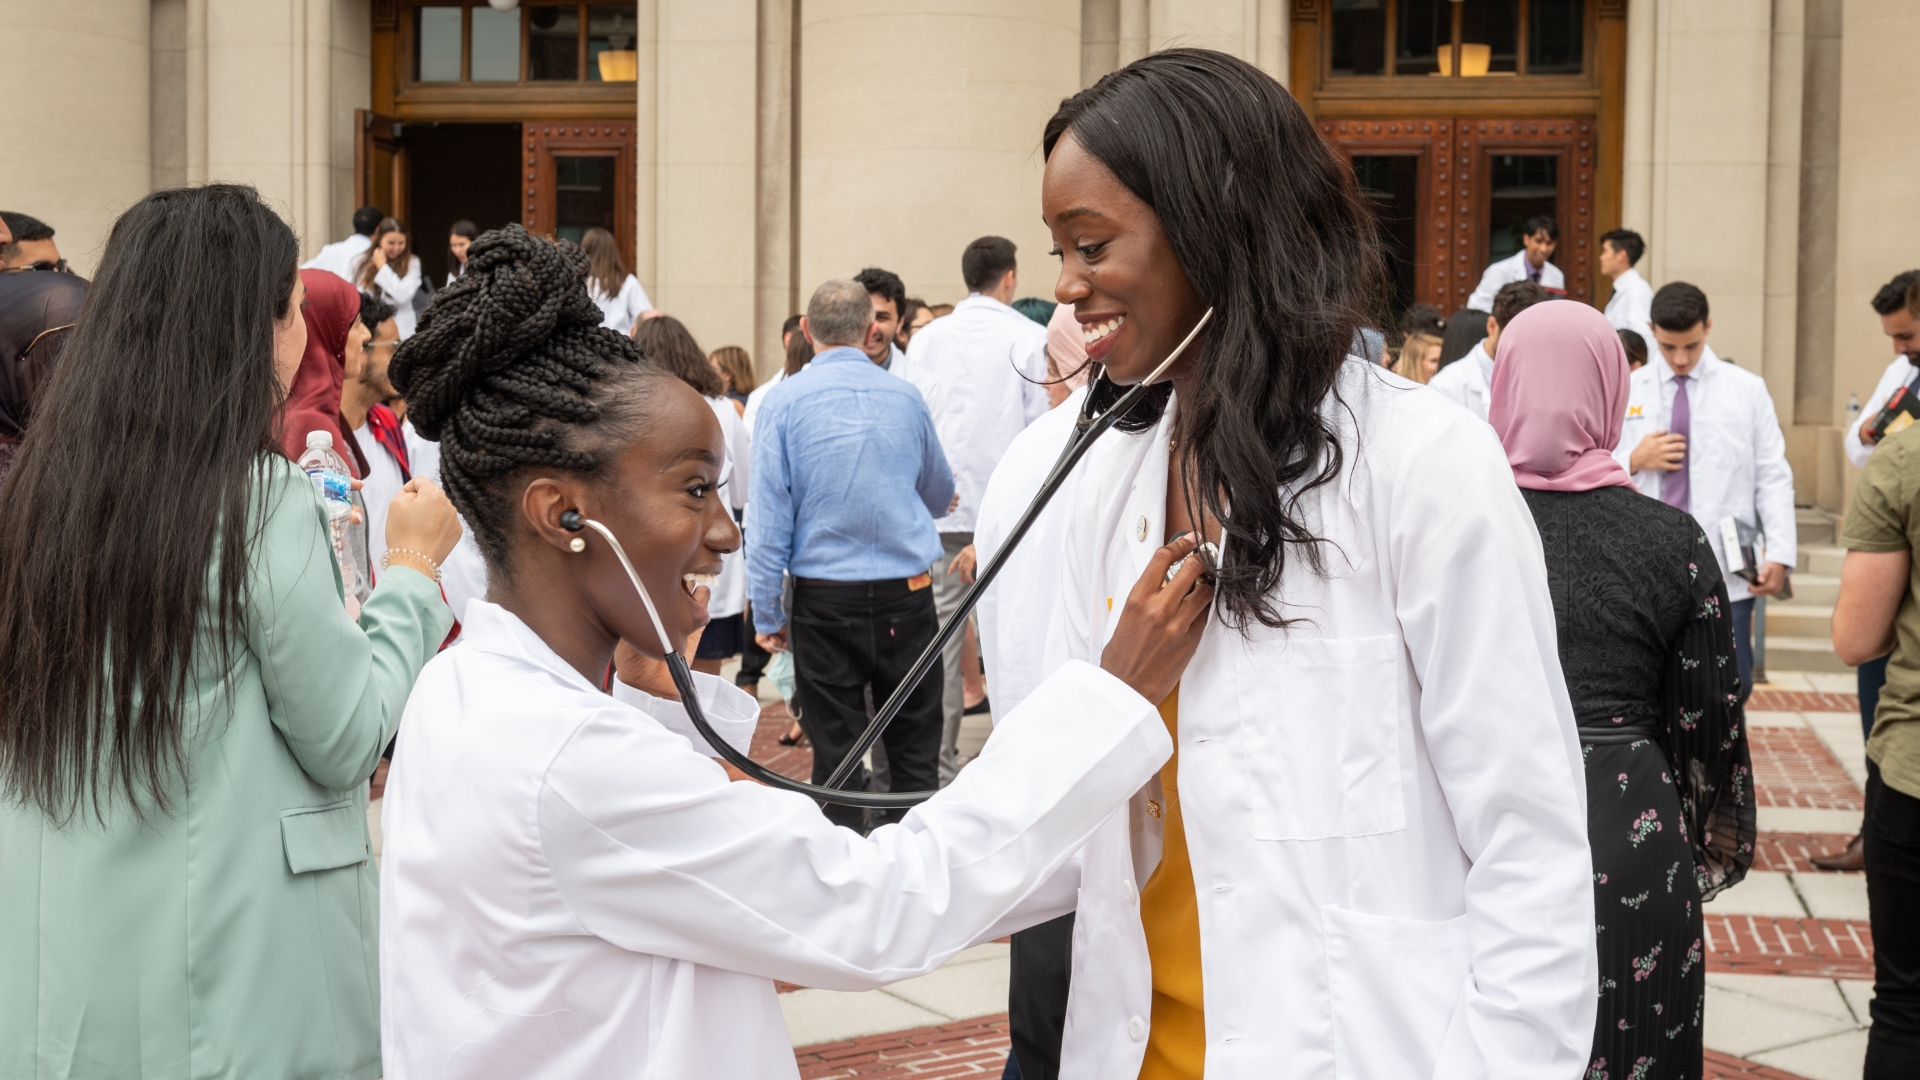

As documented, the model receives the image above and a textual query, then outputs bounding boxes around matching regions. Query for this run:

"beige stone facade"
[3,0,1914,506]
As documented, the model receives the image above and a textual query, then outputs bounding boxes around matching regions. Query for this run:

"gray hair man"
[745,278,956,830]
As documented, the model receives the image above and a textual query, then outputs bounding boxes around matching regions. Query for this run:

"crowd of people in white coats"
[7,44,1920,1080]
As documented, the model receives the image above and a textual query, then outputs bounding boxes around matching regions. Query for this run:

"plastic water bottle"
[297,430,359,598]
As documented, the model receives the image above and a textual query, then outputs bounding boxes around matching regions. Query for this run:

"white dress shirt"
[1613,347,1798,601]
[705,394,752,619]
[591,274,653,336]
[380,600,1169,1080]
[975,386,1087,720]
[900,294,1051,533]
[1844,353,1920,467]
[347,420,408,574]
[301,233,372,284]
[1465,249,1566,311]
[1048,361,1596,1079]
[742,367,784,436]
[1424,340,1495,421]
[369,256,424,339]
[1603,266,1655,342]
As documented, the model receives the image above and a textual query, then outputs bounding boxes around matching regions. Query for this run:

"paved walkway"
[748,671,1877,1079]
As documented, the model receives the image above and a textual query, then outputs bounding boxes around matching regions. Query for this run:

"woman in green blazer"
[0,185,461,1079]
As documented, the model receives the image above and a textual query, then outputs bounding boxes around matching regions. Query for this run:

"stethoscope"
[561,308,1215,808]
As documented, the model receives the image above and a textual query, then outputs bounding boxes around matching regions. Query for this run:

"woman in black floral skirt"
[1488,301,1755,1080]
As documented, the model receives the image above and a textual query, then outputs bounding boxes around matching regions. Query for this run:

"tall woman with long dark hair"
[1031,50,1596,1078]
[0,185,461,1078]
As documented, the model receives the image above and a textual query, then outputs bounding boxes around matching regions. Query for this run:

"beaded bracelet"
[380,547,442,583]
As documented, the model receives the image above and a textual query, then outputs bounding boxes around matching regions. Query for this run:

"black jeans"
[1009,913,1075,1080]
[789,577,944,830]
[1866,759,1920,1078]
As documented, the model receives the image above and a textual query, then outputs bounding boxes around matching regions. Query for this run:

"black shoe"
[963,696,992,716]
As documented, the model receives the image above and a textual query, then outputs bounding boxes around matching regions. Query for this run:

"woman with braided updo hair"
[375,226,1210,1078]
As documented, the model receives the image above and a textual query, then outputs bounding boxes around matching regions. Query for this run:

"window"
[1328,0,1583,78]
[410,2,638,86]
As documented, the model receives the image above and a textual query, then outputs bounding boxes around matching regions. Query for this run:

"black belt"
[1577,719,1662,744]
[793,575,932,601]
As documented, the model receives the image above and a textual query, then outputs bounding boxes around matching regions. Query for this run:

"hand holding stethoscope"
[564,309,1217,808]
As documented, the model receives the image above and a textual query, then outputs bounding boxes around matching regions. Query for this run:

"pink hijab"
[1488,300,1636,492]
[1045,303,1091,392]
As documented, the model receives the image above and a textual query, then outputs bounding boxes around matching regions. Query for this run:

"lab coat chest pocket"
[1233,634,1405,841]
[1323,906,1471,1080]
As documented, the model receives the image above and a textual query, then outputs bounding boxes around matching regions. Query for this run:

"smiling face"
[449,232,472,266]
[524,377,740,658]
[380,230,410,265]
[1041,131,1206,386]
[864,293,899,363]
[1523,230,1557,269]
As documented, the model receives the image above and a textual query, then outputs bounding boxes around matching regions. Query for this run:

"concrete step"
[1762,635,1854,674]
[1766,603,1832,638]
[1797,507,1838,547]
[1780,573,1840,605]
[1797,545,1846,577]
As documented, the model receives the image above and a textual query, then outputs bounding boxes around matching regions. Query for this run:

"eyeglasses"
[367,339,401,349]
[3,259,69,274]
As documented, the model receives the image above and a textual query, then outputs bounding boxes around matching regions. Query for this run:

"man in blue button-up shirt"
[748,278,955,828]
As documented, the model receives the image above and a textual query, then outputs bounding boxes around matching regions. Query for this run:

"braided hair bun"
[389,224,660,566]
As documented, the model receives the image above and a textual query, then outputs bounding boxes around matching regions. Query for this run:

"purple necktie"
[1663,375,1691,511]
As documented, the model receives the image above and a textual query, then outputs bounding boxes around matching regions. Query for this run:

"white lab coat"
[900,294,1051,533]
[1614,347,1798,602]
[1465,249,1566,311]
[1049,361,1596,1079]
[1424,340,1494,421]
[1844,353,1919,467]
[1603,267,1655,343]
[380,600,1168,1079]
[742,366,784,436]
[591,274,653,336]
[705,394,752,619]
[975,386,1088,719]
[301,233,372,284]
[367,255,424,339]
[402,422,489,629]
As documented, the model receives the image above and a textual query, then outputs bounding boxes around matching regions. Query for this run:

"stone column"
[639,0,760,356]
[797,0,1081,308]
[0,0,152,276]
[1639,1,1777,385]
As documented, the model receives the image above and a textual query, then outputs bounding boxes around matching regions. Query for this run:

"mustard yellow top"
[1139,686,1204,1080]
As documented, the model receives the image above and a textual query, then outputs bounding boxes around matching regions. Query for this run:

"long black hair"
[389,225,662,573]
[1043,48,1385,631]
[0,184,298,823]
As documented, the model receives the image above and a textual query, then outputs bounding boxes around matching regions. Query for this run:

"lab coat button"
[1134,515,1149,542]
[1128,1016,1147,1041]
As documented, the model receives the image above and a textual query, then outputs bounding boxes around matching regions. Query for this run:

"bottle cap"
[306,430,334,449]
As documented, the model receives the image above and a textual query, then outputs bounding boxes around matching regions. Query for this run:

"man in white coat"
[1615,281,1796,701]
[1599,228,1654,341]
[901,236,1051,784]
[1465,214,1564,310]
[301,205,381,285]
[1425,280,1549,421]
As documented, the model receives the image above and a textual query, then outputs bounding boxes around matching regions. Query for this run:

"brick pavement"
[1702,1049,1816,1080]
[1747,727,1865,810]
[794,1015,1010,1079]
[1746,690,1858,714]
[1705,914,1874,980]
[1750,831,1862,875]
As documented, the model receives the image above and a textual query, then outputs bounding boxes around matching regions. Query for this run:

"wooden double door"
[1321,117,1598,315]
[353,110,635,283]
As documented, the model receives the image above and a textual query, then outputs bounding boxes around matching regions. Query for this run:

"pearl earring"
[569,537,586,553]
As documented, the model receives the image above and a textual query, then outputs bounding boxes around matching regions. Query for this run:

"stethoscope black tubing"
[664,373,1155,808]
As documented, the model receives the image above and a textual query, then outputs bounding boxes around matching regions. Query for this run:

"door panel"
[355,109,408,221]
[521,122,635,264]
[1319,116,1596,314]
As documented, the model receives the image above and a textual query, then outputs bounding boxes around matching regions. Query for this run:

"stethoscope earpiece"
[560,509,584,532]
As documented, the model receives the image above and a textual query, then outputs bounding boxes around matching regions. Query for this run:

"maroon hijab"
[277,269,360,474]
